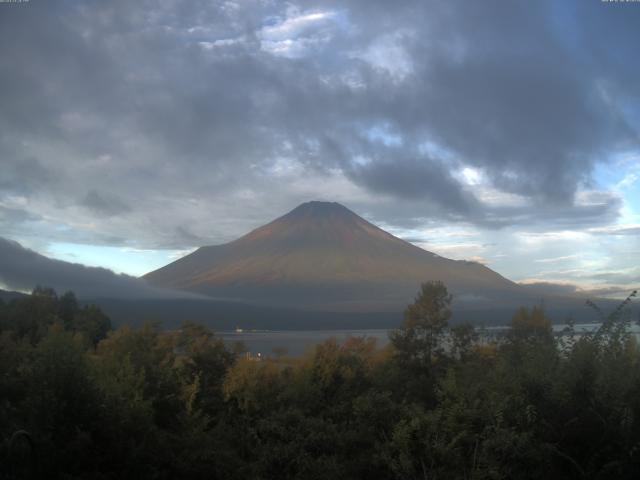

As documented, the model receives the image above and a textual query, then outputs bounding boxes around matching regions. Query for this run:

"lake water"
[218,323,640,357]
[218,329,391,357]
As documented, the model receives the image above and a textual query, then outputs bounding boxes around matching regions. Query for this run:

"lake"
[218,322,640,357]
[218,329,391,357]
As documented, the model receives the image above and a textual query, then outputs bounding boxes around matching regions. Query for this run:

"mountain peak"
[237,200,375,246]
[298,200,343,208]
[287,201,354,217]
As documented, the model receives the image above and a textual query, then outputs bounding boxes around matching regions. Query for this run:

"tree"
[450,322,478,360]
[74,304,111,346]
[176,322,235,417]
[10,286,59,344]
[509,305,553,344]
[24,325,100,476]
[390,281,452,370]
[58,291,78,330]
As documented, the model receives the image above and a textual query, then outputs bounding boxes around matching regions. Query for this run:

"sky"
[0,0,639,297]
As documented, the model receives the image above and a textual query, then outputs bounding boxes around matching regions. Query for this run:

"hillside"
[0,288,27,302]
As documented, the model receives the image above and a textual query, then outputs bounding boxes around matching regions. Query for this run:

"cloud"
[519,280,638,301]
[0,156,57,195]
[0,205,38,224]
[589,224,640,236]
[519,281,582,297]
[347,156,478,215]
[534,254,581,264]
[81,190,132,217]
[0,0,638,253]
[351,31,414,82]
[590,268,640,286]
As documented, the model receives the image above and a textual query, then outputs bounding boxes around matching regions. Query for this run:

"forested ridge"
[1,283,639,479]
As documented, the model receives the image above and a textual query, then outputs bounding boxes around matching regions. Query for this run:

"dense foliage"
[1,283,639,479]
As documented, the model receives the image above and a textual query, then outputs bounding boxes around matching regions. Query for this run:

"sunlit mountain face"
[144,201,520,311]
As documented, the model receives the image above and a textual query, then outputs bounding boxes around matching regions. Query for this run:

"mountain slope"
[0,236,195,300]
[0,288,27,302]
[144,201,520,310]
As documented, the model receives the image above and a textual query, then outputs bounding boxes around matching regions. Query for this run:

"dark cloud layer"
[81,190,131,217]
[0,0,638,249]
